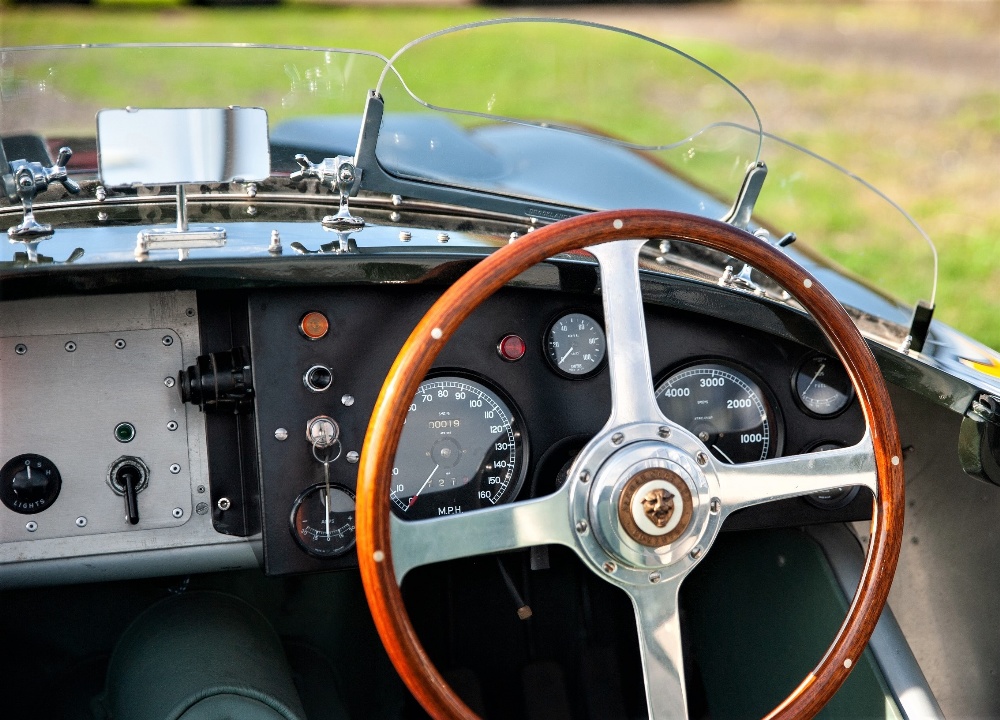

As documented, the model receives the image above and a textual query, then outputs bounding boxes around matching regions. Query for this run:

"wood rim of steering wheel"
[356,209,905,720]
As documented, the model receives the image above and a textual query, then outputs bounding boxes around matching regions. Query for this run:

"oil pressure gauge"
[545,312,606,378]
[289,483,356,557]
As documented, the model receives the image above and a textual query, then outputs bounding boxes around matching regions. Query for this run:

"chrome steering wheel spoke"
[716,429,877,517]
[625,579,690,720]
[389,486,574,584]
[590,240,670,429]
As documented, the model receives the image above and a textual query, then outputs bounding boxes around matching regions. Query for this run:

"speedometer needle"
[407,464,439,511]
[560,346,575,364]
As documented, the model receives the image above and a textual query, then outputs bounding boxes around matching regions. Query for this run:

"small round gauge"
[655,362,779,464]
[545,312,607,378]
[794,354,854,417]
[803,442,861,509]
[289,483,356,557]
[390,375,526,520]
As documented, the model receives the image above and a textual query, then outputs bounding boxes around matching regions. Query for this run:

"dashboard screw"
[346,451,360,464]
[696,452,709,466]
[658,426,671,438]
[649,571,661,584]
[399,231,411,242]
[167,421,178,431]
[391,194,402,206]
[390,211,401,222]
[341,394,355,407]
[169,464,181,474]
[710,498,721,514]
[172,507,184,519]
[611,432,624,445]
[164,376,175,388]
[437,232,449,243]
[274,428,289,441]
[15,344,27,355]
[97,211,108,222]
[162,335,173,346]
[196,485,206,494]
[65,341,77,352]
[196,502,209,515]
[96,186,107,201]
[26,521,37,532]
[217,497,231,511]
[75,516,87,528]
[690,546,704,560]
[114,338,126,349]
[185,307,196,317]
[579,470,590,484]
[575,520,588,534]
[602,561,617,574]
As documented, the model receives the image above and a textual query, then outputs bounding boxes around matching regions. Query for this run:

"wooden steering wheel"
[357,210,904,719]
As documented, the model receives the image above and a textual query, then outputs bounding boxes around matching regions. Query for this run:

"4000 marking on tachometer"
[390,376,527,520]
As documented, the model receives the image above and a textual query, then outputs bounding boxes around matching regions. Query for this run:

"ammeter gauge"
[289,483,356,557]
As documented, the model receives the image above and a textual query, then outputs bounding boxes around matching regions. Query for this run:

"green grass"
[2,3,997,350]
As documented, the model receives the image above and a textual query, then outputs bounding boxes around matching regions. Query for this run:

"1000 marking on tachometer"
[390,376,526,521]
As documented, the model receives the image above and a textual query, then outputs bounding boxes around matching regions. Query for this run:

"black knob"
[1,454,62,514]
[303,365,334,392]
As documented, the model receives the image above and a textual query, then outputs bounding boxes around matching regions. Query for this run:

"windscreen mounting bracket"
[6,146,81,241]
[723,161,767,231]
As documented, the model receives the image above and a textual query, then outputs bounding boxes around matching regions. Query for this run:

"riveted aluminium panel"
[0,329,191,540]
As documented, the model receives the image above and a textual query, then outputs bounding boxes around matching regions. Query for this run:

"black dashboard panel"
[245,287,869,576]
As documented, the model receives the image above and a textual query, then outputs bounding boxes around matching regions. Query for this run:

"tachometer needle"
[712,444,736,465]
[406,464,439,511]
[560,346,575,364]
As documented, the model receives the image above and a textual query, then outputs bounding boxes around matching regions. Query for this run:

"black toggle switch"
[108,456,149,526]
[116,466,141,525]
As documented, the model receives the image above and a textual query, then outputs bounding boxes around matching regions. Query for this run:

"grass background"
[1,1,997,350]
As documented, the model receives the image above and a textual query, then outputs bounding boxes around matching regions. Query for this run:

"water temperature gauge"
[289,483,356,557]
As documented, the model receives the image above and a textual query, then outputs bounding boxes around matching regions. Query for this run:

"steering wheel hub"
[569,423,723,580]
[618,467,693,547]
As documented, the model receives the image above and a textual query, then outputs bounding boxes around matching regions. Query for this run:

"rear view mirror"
[97,106,270,187]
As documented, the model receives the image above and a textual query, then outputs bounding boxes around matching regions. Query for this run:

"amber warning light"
[299,312,329,340]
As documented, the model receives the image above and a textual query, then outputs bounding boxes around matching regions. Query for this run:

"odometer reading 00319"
[655,363,778,464]
[390,376,526,520]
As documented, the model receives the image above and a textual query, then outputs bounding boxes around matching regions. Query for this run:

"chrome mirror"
[97,106,270,187]
[96,107,269,260]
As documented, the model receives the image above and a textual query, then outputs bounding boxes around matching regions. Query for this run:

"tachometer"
[390,375,527,520]
[655,362,779,464]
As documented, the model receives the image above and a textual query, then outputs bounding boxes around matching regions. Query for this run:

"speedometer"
[390,375,527,521]
[655,362,779,464]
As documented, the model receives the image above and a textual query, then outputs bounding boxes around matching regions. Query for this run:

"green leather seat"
[96,591,308,720]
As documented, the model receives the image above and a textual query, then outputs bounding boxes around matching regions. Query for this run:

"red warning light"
[497,334,526,362]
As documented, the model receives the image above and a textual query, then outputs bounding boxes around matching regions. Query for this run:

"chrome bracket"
[723,161,767,231]
[291,154,365,237]
[718,263,765,296]
[6,146,81,241]
[135,184,227,261]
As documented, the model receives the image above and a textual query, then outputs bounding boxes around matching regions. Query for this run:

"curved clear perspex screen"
[375,18,762,216]
[749,132,937,322]
[0,44,387,180]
